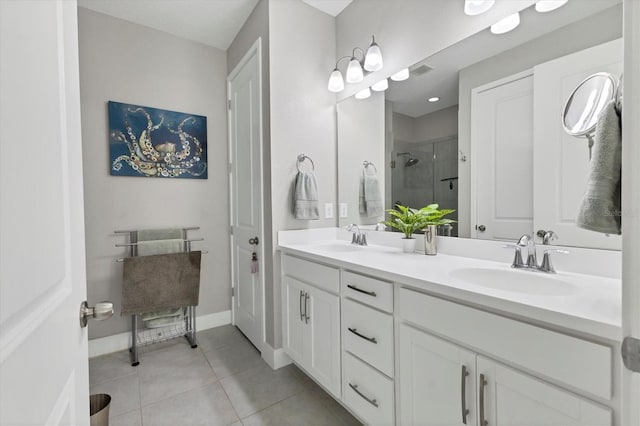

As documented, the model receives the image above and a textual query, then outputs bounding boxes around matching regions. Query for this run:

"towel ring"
[363,161,377,173]
[297,154,315,172]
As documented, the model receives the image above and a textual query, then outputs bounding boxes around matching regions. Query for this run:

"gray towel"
[136,239,184,256]
[576,100,621,234]
[138,228,183,241]
[359,168,383,217]
[293,171,319,220]
[121,251,201,316]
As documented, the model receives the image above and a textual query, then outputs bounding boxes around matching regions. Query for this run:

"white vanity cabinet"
[282,255,341,398]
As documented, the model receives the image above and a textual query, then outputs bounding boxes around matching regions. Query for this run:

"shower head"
[397,152,419,167]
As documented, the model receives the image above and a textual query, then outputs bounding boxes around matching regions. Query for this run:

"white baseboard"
[261,342,292,370]
[88,310,232,358]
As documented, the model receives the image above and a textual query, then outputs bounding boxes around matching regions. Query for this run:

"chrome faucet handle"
[503,244,525,268]
[539,249,569,273]
[526,239,538,268]
[360,233,368,246]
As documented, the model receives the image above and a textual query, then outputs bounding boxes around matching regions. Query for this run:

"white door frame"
[621,1,640,423]
[226,37,266,353]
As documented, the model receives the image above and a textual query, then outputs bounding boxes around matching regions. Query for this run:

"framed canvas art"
[109,101,208,179]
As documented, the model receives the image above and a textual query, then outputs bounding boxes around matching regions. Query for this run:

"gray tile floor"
[90,325,361,426]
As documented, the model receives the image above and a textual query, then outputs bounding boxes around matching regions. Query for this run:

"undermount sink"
[449,267,575,296]
[314,242,364,252]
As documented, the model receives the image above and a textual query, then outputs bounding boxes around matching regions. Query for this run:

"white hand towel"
[293,171,319,220]
[136,238,184,256]
[576,100,621,234]
[362,168,383,218]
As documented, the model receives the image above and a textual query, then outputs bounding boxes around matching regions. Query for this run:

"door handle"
[347,284,377,297]
[348,327,378,344]
[479,373,488,426]
[304,293,310,323]
[249,236,259,245]
[477,225,486,232]
[461,365,469,424]
[348,383,379,407]
[299,290,305,321]
[80,301,114,328]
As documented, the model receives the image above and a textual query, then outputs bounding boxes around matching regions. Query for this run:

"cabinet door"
[476,356,611,426]
[399,324,477,426]
[306,286,341,398]
[282,276,306,364]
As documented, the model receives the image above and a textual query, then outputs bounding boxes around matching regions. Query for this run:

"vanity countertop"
[278,236,621,342]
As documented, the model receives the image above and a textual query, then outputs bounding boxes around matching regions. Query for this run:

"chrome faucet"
[507,233,568,273]
[537,229,558,245]
[518,234,538,268]
[347,224,367,246]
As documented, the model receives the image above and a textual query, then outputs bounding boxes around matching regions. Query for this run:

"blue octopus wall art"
[108,101,207,179]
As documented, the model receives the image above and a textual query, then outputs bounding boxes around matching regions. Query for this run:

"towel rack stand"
[115,227,203,366]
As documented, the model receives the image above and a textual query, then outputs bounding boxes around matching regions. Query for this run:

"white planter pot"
[402,237,417,253]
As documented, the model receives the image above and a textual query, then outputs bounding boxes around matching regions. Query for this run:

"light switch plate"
[339,203,348,218]
[324,203,334,219]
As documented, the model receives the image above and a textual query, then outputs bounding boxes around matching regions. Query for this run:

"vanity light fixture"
[428,96,440,102]
[390,68,410,82]
[371,78,389,92]
[464,0,495,16]
[327,35,384,92]
[355,87,372,99]
[491,12,520,34]
[535,0,568,13]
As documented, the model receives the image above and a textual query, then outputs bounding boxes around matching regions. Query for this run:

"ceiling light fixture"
[327,35,384,93]
[535,0,568,13]
[428,97,440,103]
[491,12,520,34]
[371,78,389,92]
[355,88,372,99]
[464,0,495,16]
[390,68,410,82]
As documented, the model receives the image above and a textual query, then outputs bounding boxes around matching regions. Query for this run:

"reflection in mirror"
[336,0,622,250]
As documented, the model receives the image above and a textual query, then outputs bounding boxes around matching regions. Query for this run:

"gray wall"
[268,0,336,347]
[78,8,229,339]
[457,4,622,237]
[226,0,277,347]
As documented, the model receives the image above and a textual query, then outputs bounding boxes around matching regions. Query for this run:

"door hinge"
[231,287,234,297]
[228,163,232,174]
[228,99,231,110]
[622,336,640,372]
[230,226,234,235]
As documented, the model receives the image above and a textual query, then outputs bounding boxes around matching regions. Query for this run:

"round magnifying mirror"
[562,72,617,138]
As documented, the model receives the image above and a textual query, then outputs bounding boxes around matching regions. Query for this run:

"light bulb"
[390,68,409,82]
[428,97,440,103]
[327,69,344,92]
[491,12,520,34]
[346,58,364,83]
[355,88,371,99]
[535,0,568,13]
[464,0,495,16]
[364,37,383,72]
[371,79,388,92]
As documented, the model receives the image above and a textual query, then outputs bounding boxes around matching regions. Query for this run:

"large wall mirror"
[337,0,622,250]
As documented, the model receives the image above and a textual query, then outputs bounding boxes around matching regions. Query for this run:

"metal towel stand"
[115,227,204,366]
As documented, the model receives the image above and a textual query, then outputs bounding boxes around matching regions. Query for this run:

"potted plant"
[384,205,426,253]
[418,204,456,255]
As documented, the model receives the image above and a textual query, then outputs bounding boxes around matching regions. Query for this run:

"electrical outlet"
[339,203,348,218]
[324,203,334,219]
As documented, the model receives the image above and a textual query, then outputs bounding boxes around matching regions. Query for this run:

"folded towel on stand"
[136,239,184,256]
[121,251,201,316]
[576,100,622,234]
[359,168,383,218]
[137,228,183,241]
[293,171,319,220]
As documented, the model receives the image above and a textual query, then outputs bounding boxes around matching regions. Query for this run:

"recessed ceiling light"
[464,0,495,16]
[491,12,520,34]
[355,88,371,99]
[535,0,568,13]
[390,68,410,81]
[428,97,440,103]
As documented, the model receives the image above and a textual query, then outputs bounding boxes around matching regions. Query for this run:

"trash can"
[89,394,111,426]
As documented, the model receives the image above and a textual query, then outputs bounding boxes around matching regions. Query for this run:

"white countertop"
[277,232,622,342]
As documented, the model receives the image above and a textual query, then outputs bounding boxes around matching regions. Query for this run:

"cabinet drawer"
[343,298,394,377]
[343,351,394,426]
[399,287,612,400]
[283,255,339,294]
[342,270,393,312]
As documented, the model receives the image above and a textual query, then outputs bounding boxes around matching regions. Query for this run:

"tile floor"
[90,325,361,426]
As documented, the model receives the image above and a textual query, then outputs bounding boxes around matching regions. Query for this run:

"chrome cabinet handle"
[304,293,310,323]
[299,290,304,321]
[347,284,377,297]
[348,327,378,344]
[461,365,469,424]
[479,373,488,426]
[349,383,378,407]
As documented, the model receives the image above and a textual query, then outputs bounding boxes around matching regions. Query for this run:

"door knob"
[477,225,486,232]
[80,301,114,328]
[248,237,259,245]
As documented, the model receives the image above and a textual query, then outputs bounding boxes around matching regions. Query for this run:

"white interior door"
[471,72,534,241]
[533,38,622,250]
[228,39,264,351]
[0,1,90,424]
